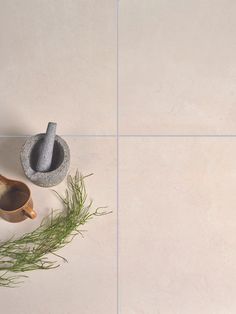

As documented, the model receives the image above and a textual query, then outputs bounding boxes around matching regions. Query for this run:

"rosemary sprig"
[0,171,110,287]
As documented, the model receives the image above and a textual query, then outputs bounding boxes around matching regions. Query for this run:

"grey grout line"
[0,134,117,138]
[2,134,236,138]
[116,0,120,314]
[120,134,236,138]
[117,0,119,313]
[120,134,236,137]
[60,134,117,137]
[0,135,30,138]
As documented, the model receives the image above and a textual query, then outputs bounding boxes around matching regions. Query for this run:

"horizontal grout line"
[0,134,117,138]
[1,134,236,138]
[0,135,30,138]
[61,134,117,138]
[120,134,236,138]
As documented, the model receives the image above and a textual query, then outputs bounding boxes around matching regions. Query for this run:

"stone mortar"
[20,134,70,187]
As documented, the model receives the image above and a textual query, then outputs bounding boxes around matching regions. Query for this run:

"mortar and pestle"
[21,122,70,187]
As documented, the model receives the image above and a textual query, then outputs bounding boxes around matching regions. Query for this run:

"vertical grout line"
[116,0,119,313]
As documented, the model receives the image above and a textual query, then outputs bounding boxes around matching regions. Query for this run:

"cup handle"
[0,174,8,183]
[23,204,37,219]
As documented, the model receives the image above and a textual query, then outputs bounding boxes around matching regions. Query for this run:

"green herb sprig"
[0,172,109,287]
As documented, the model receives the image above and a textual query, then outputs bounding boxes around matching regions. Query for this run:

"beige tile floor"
[0,137,116,314]
[1,1,236,314]
[120,138,236,314]
[120,0,236,135]
[118,1,236,313]
[0,0,116,135]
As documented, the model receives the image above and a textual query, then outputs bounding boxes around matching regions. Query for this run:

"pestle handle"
[35,122,57,172]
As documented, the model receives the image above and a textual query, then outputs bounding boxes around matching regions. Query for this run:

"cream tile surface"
[120,138,236,313]
[120,0,236,135]
[0,137,116,314]
[0,0,116,135]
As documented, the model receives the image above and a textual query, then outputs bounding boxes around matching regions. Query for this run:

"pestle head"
[35,122,57,172]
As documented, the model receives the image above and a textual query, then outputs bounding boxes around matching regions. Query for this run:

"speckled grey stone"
[35,122,57,172]
[20,134,70,187]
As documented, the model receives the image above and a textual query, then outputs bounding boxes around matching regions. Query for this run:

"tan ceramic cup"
[0,175,37,223]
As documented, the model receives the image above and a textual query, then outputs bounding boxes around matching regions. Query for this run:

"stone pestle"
[35,122,57,172]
